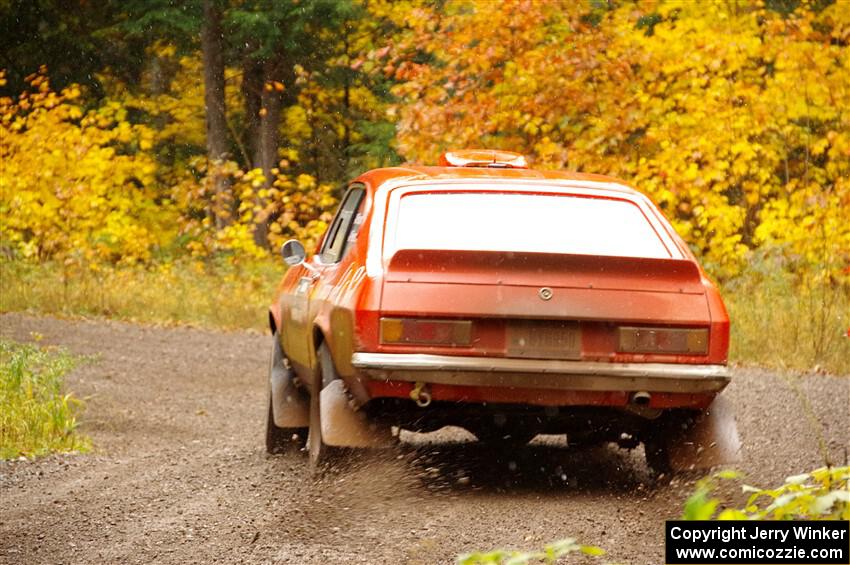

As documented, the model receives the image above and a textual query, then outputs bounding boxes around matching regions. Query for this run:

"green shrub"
[0,339,90,459]
[457,538,605,565]
[683,467,850,521]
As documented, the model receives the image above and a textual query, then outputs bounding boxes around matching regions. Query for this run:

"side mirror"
[280,239,321,279]
[281,239,306,266]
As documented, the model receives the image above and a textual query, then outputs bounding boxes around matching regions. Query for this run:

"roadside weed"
[0,339,90,459]
[457,538,606,565]
[682,466,850,521]
[0,259,280,332]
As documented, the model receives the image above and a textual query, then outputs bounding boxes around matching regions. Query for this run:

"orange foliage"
[389,0,850,280]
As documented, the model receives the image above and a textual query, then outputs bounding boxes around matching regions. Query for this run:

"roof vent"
[438,149,528,169]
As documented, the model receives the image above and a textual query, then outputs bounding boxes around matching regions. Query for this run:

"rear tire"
[265,333,307,454]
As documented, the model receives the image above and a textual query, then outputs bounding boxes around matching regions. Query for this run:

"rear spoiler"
[386,249,705,294]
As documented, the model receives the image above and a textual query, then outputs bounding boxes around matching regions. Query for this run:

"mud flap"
[270,361,309,428]
[320,380,391,448]
[667,394,742,472]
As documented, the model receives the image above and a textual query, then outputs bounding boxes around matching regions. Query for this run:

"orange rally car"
[265,150,740,474]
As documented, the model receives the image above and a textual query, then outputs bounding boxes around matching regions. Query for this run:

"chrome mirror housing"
[280,239,306,266]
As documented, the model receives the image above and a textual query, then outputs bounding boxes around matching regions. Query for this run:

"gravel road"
[1,313,848,564]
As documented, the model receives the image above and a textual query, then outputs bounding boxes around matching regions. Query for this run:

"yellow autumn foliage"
[0,69,173,266]
[0,63,336,266]
[179,161,336,260]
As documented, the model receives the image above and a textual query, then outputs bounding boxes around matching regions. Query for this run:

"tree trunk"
[201,0,230,228]
[253,57,284,248]
[242,53,263,166]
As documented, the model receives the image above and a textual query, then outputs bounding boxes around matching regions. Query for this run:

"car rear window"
[393,191,674,259]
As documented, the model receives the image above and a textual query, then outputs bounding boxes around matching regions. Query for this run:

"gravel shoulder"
[1,313,848,564]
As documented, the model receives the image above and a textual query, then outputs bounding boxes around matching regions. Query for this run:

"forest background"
[1,0,848,373]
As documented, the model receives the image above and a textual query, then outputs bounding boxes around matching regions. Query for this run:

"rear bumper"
[351,352,730,394]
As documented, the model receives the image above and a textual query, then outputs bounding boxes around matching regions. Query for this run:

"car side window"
[320,186,365,263]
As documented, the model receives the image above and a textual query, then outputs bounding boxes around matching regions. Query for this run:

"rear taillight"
[380,318,472,346]
[617,327,708,355]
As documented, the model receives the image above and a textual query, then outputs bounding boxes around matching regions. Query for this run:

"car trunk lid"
[381,249,709,325]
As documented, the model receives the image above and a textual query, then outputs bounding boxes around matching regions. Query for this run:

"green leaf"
[717,509,748,520]
[580,545,607,556]
[766,492,803,514]
[785,473,810,485]
[504,552,538,565]
[683,488,718,520]
[457,551,507,565]
[545,538,578,556]
[811,491,850,515]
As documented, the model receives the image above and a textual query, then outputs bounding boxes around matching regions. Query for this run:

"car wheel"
[307,343,341,473]
[266,333,307,454]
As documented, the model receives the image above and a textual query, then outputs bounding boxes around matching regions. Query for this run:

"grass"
[0,338,90,459]
[0,258,281,332]
[2,258,848,374]
[723,268,850,375]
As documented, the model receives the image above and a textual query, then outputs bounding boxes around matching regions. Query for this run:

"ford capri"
[265,149,740,474]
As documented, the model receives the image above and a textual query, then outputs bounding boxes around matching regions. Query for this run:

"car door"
[282,265,314,373]
[292,185,366,377]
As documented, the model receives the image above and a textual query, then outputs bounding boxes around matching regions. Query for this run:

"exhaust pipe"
[410,382,432,408]
[630,391,651,406]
